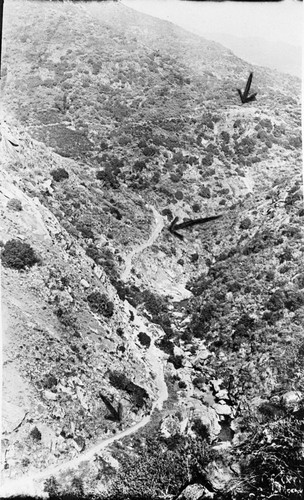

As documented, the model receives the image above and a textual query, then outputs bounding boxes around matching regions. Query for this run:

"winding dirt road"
[121,205,164,281]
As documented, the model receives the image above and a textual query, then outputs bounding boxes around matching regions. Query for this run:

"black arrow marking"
[169,214,223,240]
[7,139,19,147]
[237,72,257,104]
[169,217,185,240]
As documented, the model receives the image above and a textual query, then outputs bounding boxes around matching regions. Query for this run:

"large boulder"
[203,460,234,491]
[188,398,221,439]
[177,483,214,500]
[281,391,302,406]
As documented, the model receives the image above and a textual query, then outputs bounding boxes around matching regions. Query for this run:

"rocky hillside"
[1,1,303,499]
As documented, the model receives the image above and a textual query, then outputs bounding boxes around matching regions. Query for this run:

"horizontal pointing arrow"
[169,214,222,239]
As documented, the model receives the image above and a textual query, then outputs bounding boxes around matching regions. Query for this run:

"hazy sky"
[122,0,303,47]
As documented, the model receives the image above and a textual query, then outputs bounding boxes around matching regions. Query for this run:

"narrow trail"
[0,332,168,498]
[121,204,164,281]
[0,205,168,498]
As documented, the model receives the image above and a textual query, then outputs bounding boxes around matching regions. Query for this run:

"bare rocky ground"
[0,1,303,499]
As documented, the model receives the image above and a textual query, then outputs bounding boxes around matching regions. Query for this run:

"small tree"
[71,477,84,497]
[44,476,60,496]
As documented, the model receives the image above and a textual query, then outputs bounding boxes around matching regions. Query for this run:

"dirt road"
[121,205,164,281]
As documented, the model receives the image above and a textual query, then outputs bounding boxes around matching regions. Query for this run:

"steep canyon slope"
[1,1,303,498]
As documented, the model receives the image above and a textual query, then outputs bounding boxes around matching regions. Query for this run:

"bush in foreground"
[107,430,211,499]
[229,400,304,500]
[1,239,40,270]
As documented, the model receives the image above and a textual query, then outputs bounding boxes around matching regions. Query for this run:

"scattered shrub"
[191,418,210,440]
[109,156,124,169]
[266,290,286,311]
[7,198,22,211]
[87,291,114,318]
[76,221,94,239]
[138,331,151,347]
[133,160,146,172]
[142,146,157,157]
[220,131,230,144]
[151,172,161,183]
[42,374,58,390]
[284,290,304,311]
[96,169,119,189]
[278,246,293,263]
[191,303,215,337]
[190,253,199,263]
[30,427,42,441]
[199,186,211,198]
[170,172,182,183]
[86,243,101,264]
[201,154,213,167]
[233,314,255,336]
[116,327,124,337]
[55,308,78,330]
[192,203,201,213]
[50,168,69,182]
[168,354,183,369]
[175,190,183,200]
[1,239,40,270]
[243,230,281,255]
[138,139,147,149]
[240,217,251,230]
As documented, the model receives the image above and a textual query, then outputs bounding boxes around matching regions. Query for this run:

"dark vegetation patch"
[86,244,118,276]
[86,291,114,318]
[30,426,42,442]
[32,125,93,160]
[96,166,120,189]
[138,331,151,347]
[76,220,95,240]
[242,229,283,255]
[1,239,40,270]
[51,168,69,182]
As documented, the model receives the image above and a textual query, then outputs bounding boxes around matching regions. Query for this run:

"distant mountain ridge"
[203,32,302,78]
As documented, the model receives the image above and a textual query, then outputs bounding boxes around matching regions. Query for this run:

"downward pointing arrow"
[237,72,257,104]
